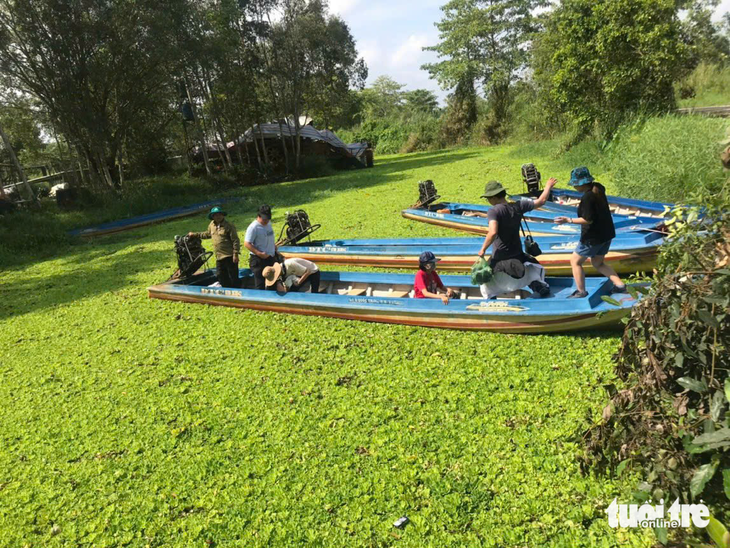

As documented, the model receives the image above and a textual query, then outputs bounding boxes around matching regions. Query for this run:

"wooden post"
[0,120,38,206]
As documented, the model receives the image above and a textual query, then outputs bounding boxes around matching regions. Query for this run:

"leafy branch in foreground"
[581,199,730,531]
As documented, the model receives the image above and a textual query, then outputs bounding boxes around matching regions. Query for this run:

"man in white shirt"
[262,258,320,293]
[244,204,276,290]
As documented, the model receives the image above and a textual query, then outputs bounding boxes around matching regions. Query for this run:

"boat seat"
[460,292,467,299]
[372,289,409,298]
[408,290,415,298]
[496,289,529,300]
[389,290,410,298]
[346,288,366,296]
[366,287,373,297]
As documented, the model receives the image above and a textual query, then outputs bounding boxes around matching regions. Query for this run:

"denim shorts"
[575,240,611,258]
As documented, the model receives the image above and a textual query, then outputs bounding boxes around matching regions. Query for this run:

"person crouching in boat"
[475,179,556,298]
[262,258,321,293]
[414,251,457,305]
[554,167,626,299]
[188,206,241,288]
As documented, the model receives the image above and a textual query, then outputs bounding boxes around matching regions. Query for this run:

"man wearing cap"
[188,206,241,288]
[476,178,557,297]
[245,204,277,290]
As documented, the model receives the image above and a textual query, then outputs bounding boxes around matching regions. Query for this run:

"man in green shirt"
[188,206,241,288]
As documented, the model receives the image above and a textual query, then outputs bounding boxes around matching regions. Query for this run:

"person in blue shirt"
[244,204,277,290]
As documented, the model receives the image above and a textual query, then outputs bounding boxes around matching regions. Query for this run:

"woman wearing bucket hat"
[188,206,241,288]
[414,251,458,305]
[554,167,626,298]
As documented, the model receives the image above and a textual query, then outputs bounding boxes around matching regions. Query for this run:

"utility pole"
[0,120,39,206]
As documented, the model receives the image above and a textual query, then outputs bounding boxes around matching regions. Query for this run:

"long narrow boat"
[68,199,237,238]
[545,188,673,218]
[279,232,664,275]
[148,269,642,333]
[401,202,663,236]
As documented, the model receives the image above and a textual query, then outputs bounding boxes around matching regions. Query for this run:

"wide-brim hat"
[263,262,283,287]
[568,167,594,187]
[481,180,505,198]
[208,206,227,220]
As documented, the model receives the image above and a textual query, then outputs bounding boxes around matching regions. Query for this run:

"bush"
[676,62,730,108]
[606,114,729,203]
[399,116,443,153]
[338,115,444,155]
[582,196,730,533]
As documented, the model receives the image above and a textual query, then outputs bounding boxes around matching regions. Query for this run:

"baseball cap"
[258,204,272,220]
[419,251,440,264]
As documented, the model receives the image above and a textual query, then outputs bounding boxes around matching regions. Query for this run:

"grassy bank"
[0,143,656,547]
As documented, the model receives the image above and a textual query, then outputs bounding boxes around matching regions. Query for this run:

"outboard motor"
[276,210,321,246]
[172,234,213,280]
[521,163,542,196]
[412,180,441,209]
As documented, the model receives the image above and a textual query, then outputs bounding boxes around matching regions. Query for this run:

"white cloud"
[391,35,431,68]
[328,0,360,17]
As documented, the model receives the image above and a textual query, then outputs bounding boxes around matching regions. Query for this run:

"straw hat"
[262,263,283,287]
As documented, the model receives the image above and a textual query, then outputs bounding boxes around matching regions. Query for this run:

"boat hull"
[68,199,239,238]
[401,203,662,236]
[280,234,663,275]
[148,270,641,334]
[548,188,672,217]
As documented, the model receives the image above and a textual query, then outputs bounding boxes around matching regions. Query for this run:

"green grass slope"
[0,145,653,547]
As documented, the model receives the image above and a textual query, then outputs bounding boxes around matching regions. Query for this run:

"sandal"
[568,290,588,299]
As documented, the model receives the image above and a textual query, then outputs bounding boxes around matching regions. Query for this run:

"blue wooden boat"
[68,199,239,238]
[545,188,672,217]
[402,202,664,236]
[279,232,664,275]
[148,269,643,333]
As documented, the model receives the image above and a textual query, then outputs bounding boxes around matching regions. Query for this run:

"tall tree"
[682,0,730,67]
[0,0,189,188]
[423,0,546,142]
[404,89,440,115]
[267,0,366,169]
[534,0,689,138]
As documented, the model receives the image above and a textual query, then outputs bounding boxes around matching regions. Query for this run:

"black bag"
[519,213,542,257]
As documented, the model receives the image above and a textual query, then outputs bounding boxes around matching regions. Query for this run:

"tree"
[682,0,730,67]
[423,0,546,142]
[534,0,689,138]
[440,77,478,144]
[0,0,189,188]
[358,76,405,120]
[267,0,366,169]
[404,89,440,115]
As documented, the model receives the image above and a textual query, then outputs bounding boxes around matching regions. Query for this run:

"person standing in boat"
[554,167,627,298]
[414,251,457,305]
[475,178,557,297]
[188,206,241,288]
[245,204,277,290]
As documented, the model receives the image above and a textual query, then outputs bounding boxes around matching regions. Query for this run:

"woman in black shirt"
[555,167,627,298]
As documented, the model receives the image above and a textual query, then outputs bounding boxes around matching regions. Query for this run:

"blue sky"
[330,0,730,103]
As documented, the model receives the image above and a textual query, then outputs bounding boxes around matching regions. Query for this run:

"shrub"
[582,188,730,543]
[606,114,729,203]
[676,62,730,108]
